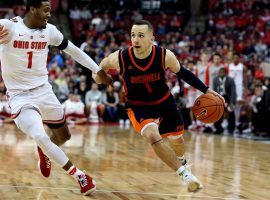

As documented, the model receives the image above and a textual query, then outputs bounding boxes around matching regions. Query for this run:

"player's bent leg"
[14,108,96,195]
[141,123,182,171]
[162,134,202,192]
[167,134,202,192]
[142,124,202,192]
[13,107,52,177]
[47,122,71,146]
[167,135,186,165]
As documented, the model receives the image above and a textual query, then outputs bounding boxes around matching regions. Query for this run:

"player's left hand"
[205,88,225,106]
[0,24,10,44]
[96,69,113,87]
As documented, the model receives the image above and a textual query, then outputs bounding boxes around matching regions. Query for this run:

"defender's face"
[131,25,153,54]
[33,1,51,29]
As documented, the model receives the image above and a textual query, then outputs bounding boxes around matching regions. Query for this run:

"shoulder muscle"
[165,49,180,73]
[100,50,120,72]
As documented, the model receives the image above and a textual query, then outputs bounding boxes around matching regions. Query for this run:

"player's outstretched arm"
[165,49,225,104]
[93,50,120,84]
[62,40,112,86]
[0,24,10,44]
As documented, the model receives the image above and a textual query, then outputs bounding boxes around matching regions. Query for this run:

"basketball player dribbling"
[94,20,225,192]
[0,0,112,196]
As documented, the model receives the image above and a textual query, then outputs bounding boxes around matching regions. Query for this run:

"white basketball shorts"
[6,82,65,124]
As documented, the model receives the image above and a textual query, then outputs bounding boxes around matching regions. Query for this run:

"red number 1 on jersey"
[27,51,33,69]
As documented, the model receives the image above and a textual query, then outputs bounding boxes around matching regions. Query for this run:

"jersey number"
[27,51,33,69]
[144,83,153,94]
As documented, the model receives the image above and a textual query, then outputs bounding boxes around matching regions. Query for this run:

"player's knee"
[61,131,71,142]
[49,123,71,144]
[35,134,53,151]
[142,125,161,144]
[56,129,71,143]
[16,117,45,139]
[167,134,184,143]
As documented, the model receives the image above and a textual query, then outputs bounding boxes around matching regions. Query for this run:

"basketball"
[192,93,224,124]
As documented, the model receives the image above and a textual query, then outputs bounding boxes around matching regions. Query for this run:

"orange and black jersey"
[118,45,170,105]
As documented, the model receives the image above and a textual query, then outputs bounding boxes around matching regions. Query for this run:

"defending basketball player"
[94,20,224,192]
[0,0,112,196]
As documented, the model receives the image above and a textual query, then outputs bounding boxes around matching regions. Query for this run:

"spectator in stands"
[255,39,267,55]
[222,3,234,16]
[242,39,256,56]
[75,81,87,103]
[213,67,236,134]
[113,81,130,128]
[102,85,119,122]
[131,10,143,22]
[264,78,270,136]
[225,51,234,65]
[63,93,87,126]
[54,71,69,102]
[69,5,81,20]
[48,47,65,70]
[80,5,91,20]
[228,53,245,101]
[236,98,252,135]
[0,92,12,125]
[208,53,226,89]
[4,9,15,19]
[85,83,105,122]
[250,82,270,136]
[169,16,182,32]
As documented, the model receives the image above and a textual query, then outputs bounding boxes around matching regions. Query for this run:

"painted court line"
[0,184,243,200]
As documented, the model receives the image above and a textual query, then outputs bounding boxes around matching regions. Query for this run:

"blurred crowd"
[0,0,270,138]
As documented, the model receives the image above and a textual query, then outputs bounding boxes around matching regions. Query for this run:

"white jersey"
[196,62,209,97]
[196,63,207,84]
[0,16,63,91]
[228,62,244,100]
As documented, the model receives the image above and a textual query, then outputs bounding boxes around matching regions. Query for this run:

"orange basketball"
[192,93,224,124]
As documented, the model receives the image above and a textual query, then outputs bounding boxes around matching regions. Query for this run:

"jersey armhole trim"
[161,48,167,80]
[119,49,125,76]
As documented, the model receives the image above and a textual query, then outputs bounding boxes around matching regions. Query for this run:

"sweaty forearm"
[176,65,208,93]
[63,41,101,73]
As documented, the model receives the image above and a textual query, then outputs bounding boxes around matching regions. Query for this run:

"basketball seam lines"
[193,105,224,112]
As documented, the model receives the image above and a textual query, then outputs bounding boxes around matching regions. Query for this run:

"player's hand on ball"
[0,25,10,44]
[205,88,225,106]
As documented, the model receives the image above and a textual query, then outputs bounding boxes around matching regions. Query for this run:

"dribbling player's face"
[131,25,153,56]
[32,2,51,29]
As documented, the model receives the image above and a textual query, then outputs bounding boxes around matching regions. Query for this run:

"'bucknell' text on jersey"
[119,46,171,105]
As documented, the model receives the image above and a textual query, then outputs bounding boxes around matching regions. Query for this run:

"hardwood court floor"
[0,124,269,200]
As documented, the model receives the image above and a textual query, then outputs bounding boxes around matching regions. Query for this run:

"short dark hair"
[25,0,49,12]
[133,20,154,32]
[213,52,221,57]
[233,52,241,57]
[219,67,227,73]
